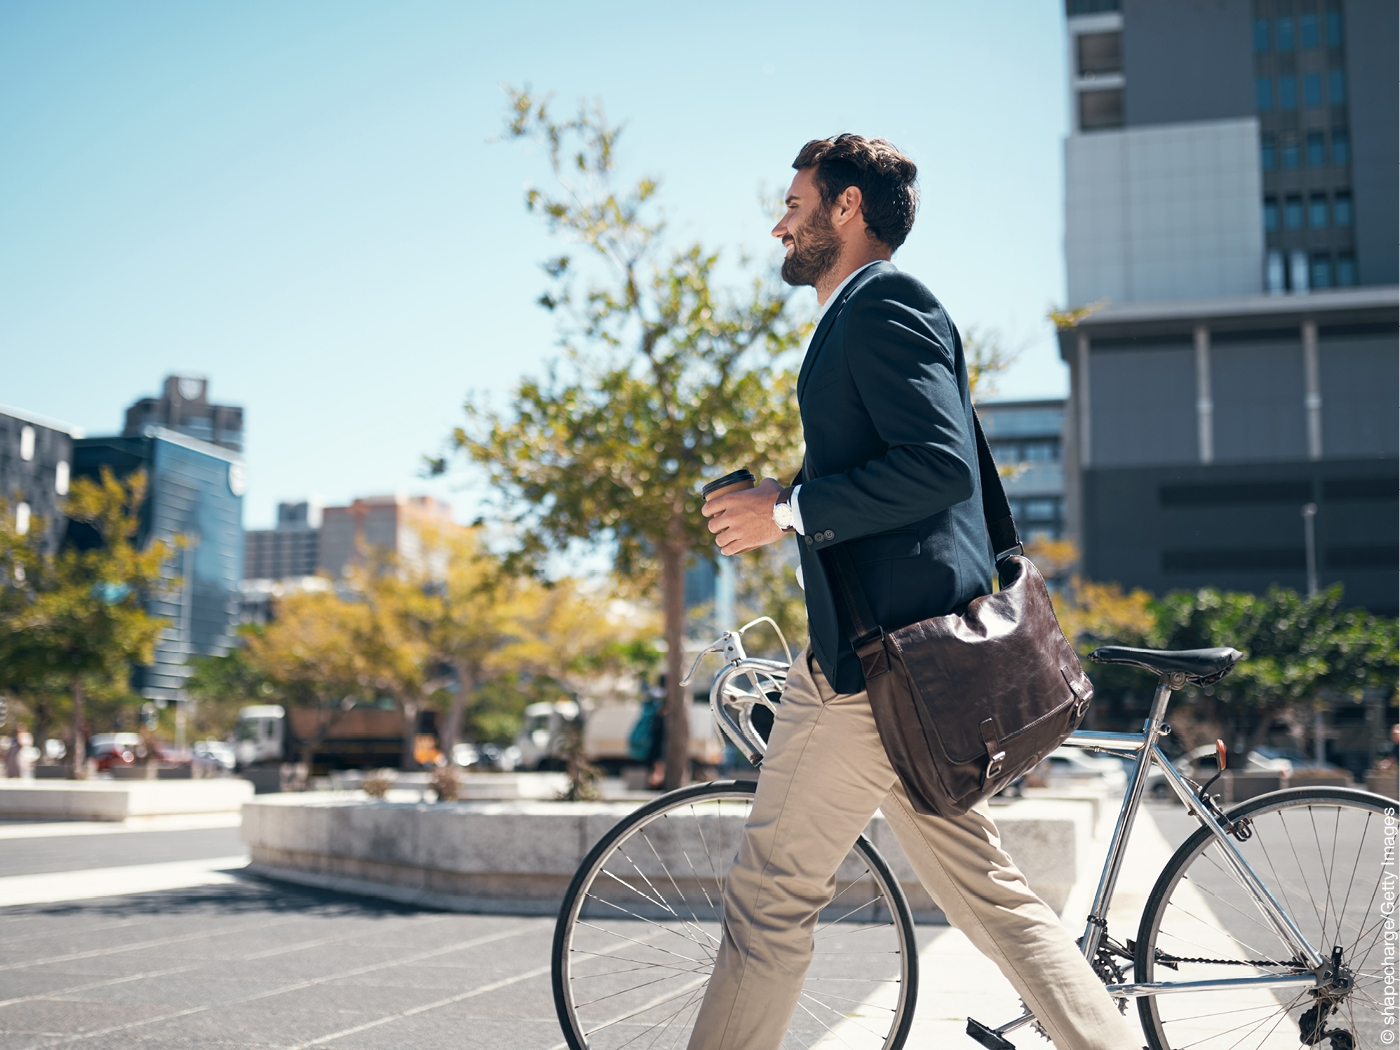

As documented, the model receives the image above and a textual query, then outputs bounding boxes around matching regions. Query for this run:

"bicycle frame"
[690,629,1333,1042]
[986,674,1327,1041]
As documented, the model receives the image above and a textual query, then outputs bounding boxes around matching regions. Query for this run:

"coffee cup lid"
[701,470,756,499]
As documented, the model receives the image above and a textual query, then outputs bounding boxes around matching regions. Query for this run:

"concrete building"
[1060,0,1398,615]
[124,375,244,453]
[244,500,323,581]
[318,494,455,579]
[73,381,246,700]
[979,400,1067,543]
[0,405,82,554]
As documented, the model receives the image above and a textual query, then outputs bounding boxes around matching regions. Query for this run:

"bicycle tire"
[1134,786,1393,1050]
[551,780,919,1050]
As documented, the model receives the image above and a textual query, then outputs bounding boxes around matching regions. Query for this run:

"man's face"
[773,167,841,288]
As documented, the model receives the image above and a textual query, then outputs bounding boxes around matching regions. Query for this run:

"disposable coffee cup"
[701,469,756,502]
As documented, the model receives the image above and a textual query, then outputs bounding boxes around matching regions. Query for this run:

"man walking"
[695,135,1137,1050]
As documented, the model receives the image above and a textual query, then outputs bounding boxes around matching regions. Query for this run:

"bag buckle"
[979,719,1005,783]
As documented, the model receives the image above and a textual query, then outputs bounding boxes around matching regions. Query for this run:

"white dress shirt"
[788,260,885,537]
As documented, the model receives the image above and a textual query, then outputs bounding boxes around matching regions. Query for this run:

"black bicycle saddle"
[1088,646,1243,685]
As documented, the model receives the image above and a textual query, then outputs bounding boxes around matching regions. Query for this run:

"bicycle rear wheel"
[1135,787,1392,1050]
[551,780,919,1050]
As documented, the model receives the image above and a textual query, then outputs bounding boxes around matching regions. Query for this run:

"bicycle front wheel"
[1135,787,1392,1050]
[551,780,919,1050]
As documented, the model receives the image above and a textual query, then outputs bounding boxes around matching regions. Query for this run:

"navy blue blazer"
[793,262,994,693]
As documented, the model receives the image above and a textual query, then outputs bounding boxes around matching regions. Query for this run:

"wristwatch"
[771,486,796,533]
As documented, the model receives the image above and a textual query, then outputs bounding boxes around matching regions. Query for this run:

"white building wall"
[1065,118,1264,306]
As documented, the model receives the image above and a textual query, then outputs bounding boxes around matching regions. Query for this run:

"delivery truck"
[234,704,440,773]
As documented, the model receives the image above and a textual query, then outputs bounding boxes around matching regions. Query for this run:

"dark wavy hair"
[792,134,919,250]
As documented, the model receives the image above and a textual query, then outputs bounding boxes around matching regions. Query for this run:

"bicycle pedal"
[966,1018,1016,1050]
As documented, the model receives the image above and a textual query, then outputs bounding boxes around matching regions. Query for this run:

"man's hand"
[702,477,787,556]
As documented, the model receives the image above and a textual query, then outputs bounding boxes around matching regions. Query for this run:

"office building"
[124,375,244,452]
[72,381,246,700]
[244,500,323,581]
[979,400,1067,543]
[1059,0,1397,614]
[0,405,82,554]
[318,494,455,579]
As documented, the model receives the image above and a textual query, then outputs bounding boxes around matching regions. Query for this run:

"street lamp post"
[1301,503,1324,765]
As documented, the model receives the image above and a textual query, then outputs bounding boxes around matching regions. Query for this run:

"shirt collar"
[813,260,885,326]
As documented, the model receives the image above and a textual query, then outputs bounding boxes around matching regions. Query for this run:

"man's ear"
[831,185,865,231]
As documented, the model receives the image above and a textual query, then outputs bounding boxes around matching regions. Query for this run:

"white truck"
[514,698,723,775]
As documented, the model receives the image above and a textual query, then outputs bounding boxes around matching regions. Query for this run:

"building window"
[15,503,30,538]
[1331,128,1350,164]
[1310,253,1333,289]
[1328,70,1346,104]
[55,460,69,496]
[1337,252,1357,286]
[1334,190,1352,225]
[1256,77,1273,111]
[1284,195,1304,230]
[1261,134,1277,170]
[1077,32,1121,76]
[1263,197,1279,231]
[19,425,34,462]
[1079,88,1123,131]
[1267,250,1287,293]
[1303,73,1322,107]
[1306,131,1326,166]
[1309,193,1329,228]
[1281,135,1300,169]
[1254,18,1270,52]
[1276,17,1295,50]
[1326,10,1343,47]
[1278,76,1297,109]
[1300,13,1319,48]
[1066,0,1120,13]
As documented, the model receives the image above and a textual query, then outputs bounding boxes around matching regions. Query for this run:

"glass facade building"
[71,427,244,701]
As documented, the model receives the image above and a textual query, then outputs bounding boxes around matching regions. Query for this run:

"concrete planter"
[0,779,254,821]
[243,791,1095,922]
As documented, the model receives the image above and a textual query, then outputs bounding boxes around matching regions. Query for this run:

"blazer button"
[823,530,835,541]
[804,535,814,546]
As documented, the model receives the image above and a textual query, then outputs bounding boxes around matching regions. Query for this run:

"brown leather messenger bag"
[825,412,1094,819]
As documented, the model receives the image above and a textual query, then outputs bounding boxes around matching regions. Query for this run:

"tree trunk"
[69,677,86,780]
[441,661,475,763]
[400,698,420,771]
[661,506,690,792]
[1242,702,1285,758]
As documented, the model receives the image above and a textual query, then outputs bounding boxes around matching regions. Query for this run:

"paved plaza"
[0,799,1277,1050]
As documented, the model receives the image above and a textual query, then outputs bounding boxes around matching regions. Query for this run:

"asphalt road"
[0,828,246,878]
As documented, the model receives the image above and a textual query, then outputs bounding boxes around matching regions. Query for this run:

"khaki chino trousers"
[686,647,1138,1050]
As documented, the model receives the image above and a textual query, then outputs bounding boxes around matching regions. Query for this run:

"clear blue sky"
[0,0,1071,529]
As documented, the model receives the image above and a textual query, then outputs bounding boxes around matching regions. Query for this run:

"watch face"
[773,501,794,530]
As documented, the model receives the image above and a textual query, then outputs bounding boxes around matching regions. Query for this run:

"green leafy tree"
[0,471,173,776]
[443,90,807,788]
[1151,585,1397,757]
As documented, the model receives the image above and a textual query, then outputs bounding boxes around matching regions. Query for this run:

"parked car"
[1145,746,1292,800]
[191,740,236,772]
[451,742,481,768]
[88,733,143,772]
[1043,746,1128,794]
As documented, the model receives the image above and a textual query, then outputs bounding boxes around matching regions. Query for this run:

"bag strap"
[827,409,1022,650]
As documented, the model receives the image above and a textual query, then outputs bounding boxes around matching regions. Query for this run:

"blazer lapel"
[796,262,892,402]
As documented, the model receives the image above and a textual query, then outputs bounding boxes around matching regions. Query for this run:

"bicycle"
[551,617,1394,1050]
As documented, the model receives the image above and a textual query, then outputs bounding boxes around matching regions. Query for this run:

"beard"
[780,207,842,287]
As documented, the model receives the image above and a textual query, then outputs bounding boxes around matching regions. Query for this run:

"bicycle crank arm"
[1104,972,1318,998]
